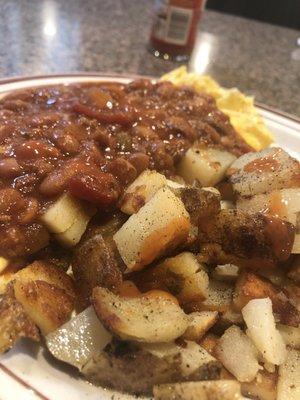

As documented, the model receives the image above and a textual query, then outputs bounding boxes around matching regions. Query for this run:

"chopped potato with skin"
[0,285,40,353]
[40,193,86,234]
[288,255,300,282]
[54,203,96,248]
[292,234,300,254]
[241,370,277,400]
[83,339,221,395]
[228,147,300,197]
[0,257,9,274]
[177,146,236,187]
[198,209,295,268]
[46,306,112,370]
[237,188,300,226]
[215,325,260,382]
[277,348,300,400]
[178,270,209,303]
[130,252,208,304]
[196,280,233,313]
[213,264,239,281]
[119,169,167,214]
[242,298,287,365]
[183,311,218,341]
[153,380,245,400]
[234,272,300,327]
[114,187,190,271]
[12,261,76,335]
[277,324,300,349]
[92,287,189,342]
[143,340,221,378]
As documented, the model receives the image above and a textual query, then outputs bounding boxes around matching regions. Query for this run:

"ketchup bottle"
[149,0,206,61]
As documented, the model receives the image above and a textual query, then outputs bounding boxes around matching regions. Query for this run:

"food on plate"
[162,66,274,151]
[83,340,221,395]
[0,72,299,399]
[153,380,246,400]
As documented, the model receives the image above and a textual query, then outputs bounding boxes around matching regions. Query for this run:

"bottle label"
[152,0,204,46]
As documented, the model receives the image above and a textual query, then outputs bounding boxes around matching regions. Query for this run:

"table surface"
[0,0,299,117]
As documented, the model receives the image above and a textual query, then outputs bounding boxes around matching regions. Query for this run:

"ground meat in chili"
[0,79,251,258]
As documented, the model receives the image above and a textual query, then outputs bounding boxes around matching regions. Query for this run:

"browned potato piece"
[92,287,189,342]
[234,271,300,327]
[288,255,300,282]
[83,340,221,396]
[12,261,76,335]
[198,209,295,268]
[14,280,75,336]
[0,285,39,353]
[241,370,278,400]
[131,252,208,304]
[176,187,220,224]
[72,227,123,307]
[199,333,219,356]
[183,311,218,341]
[114,187,190,271]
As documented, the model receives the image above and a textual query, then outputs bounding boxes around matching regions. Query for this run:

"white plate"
[0,74,299,400]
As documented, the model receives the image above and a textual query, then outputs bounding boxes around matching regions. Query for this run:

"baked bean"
[0,158,21,178]
[68,170,120,207]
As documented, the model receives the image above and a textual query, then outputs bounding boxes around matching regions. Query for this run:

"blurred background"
[0,0,299,116]
[207,0,300,30]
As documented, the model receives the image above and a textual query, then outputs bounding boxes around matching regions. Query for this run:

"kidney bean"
[14,140,60,160]
[39,159,88,197]
[127,153,150,174]
[0,188,25,214]
[17,197,39,225]
[106,157,137,186]
[68,170,120,207]
[0,158,21,178]
[53,130,80,155]
[73,103,134,125]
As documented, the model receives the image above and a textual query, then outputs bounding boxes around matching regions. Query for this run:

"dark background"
[207,0,300,30]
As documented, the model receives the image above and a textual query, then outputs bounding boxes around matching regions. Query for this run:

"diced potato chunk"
[215,325,260,382]
[198,280,233,312]
[277,324,300,349]
[40,193,85,233]
[114,187,190,271]
[153,380,244,400]
[288,255,300,282]
[242,298,286,365]
[292,234,300,254]
[92,287,189,343]
[54,205,95,247]
[237,188,300,226]
[46,306,112,369]
[213,264,239,281]
[131,252,208,304]
[0,257,9,274]
[160,252,204,276]
[40,192,96,247]
[228,147,300,197]
[120,170,167,215]
[13,261,76,335]
[241,370,277,400]
[178,270,209,303]
[144,340,221,378]
[183,311,218,341]
[178,146,236,186]
[277,348,300,400]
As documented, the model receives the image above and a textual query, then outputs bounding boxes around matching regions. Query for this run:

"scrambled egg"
[161,66,273,151]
